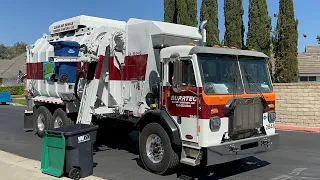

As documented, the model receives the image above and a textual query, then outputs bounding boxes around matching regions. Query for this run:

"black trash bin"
[46,124,99,180]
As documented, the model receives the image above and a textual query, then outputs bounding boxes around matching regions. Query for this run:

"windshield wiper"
[243,64,268,109]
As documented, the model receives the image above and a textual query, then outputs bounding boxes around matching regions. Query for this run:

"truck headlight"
[268,111,276,123]
[209,116,221,132]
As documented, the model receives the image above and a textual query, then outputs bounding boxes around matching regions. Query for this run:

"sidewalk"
[275,124,320,133]
[0,150,105,180]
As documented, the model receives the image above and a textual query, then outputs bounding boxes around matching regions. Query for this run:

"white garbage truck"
[23,15,279,175]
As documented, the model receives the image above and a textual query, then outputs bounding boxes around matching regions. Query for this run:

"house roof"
[0,60,15,75]
[0,53,26,79]
[305,46,320,53]
[298,52,320,75]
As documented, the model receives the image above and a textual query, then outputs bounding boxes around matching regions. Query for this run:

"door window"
[181,60,196,87]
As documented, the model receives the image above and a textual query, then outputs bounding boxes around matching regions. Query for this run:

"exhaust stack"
[199,20,207,46]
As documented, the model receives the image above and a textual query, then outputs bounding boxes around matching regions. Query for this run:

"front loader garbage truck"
[24,15,279,175]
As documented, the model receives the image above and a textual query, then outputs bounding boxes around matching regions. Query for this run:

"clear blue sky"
[0,0,318,52]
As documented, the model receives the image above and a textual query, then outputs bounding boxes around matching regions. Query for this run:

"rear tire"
[34,106,52,138]
[139,123,180,175]
[51,108,74,129]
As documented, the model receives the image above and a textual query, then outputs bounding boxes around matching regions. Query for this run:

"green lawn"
[11,95,24,98]
[12,98,27,105]
[11,95,26,105]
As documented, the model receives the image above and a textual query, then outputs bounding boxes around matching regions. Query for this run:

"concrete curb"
[9,103,26,107]
[275,124,320,133]
[0,150,105,180]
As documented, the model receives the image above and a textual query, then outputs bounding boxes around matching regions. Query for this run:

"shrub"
[0,85,25,95]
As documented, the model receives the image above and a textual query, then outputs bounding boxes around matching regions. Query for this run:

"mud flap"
[24,110,34,132]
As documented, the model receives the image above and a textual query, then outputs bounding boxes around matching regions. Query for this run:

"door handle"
[177,115,181,124]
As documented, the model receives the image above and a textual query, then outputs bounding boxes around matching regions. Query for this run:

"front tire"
[139,123,180,175]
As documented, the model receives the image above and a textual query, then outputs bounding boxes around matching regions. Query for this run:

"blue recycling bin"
[0,92,11,104]
[49,41,80,57]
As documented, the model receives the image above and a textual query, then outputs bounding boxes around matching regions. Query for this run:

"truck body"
[24,15,279,175]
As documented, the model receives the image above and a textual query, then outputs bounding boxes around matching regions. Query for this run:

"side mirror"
[173,60,183,93]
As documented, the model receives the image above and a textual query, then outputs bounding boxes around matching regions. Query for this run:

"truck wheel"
[51,108,74,129]
[139,123,180,175]
[34,106,52,138]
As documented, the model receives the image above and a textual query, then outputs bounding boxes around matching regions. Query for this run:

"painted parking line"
[270,168,308,180]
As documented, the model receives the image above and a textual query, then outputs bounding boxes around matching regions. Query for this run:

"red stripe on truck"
[108,56,121,80]
[108,54,148,81]
[26,62,43,80]
[26,54,148,81]
[95,56,105,79]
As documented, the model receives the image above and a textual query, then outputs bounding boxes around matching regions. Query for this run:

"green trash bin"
[41,124,98,179]
[41,130,66,178]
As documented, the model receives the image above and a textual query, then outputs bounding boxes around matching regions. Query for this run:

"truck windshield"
[197,53,272,95]
[197,54,244,95]
[239,57,272,94]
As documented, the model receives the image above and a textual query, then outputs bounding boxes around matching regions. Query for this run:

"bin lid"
[41,132,66,177]
[49,41,80,47]
[46,124,99,137]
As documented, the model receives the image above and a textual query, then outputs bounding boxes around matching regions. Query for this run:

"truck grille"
[228,97,264,139]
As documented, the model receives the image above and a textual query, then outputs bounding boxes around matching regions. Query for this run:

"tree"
[11,42,28,56]
[223,0,245,49]
[177,0,198,27]
[164,0,177,23]
[317,35,320,44]
[246,0,272,73]
[164,0,197,27]
[0,42,27,59]
[273,0,299,83]
[0,44,8,59]
[200,0,220,46]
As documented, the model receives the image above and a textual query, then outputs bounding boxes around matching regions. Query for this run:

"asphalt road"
[1,105,320,180]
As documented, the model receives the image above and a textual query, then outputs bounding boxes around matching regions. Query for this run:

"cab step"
[180,148,202,166]
[180,157,200,166]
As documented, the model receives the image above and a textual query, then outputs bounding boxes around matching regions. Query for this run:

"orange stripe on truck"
[201,89,276,105]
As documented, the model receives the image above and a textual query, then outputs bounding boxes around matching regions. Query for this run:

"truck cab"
[156,44,278,166]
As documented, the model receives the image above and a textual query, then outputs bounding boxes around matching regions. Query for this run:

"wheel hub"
[54,116,63,128]
[146,134,164,163]
[37,114,45,131]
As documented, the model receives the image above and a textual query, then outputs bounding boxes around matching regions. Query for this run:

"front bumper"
[206,133,279,166]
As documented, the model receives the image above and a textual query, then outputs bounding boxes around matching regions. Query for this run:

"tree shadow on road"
[93,129,270,179]
[132,156,270,180]
[93,130,139,155]
[175,157,270,180]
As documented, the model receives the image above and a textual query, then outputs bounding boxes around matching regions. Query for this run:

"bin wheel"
[69,167,82,180]
[51,108,74,129]
[139,123,180,175]
[34,106,52,138]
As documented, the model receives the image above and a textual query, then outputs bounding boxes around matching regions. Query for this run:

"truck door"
[163,59,199,143]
